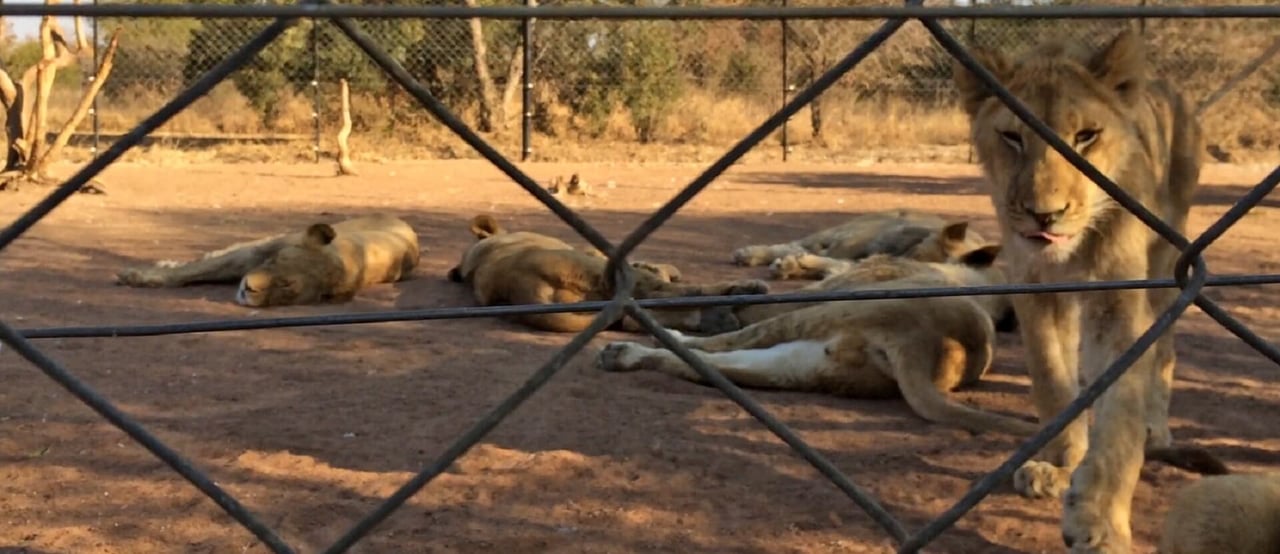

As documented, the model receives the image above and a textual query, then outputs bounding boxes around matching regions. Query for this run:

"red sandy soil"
[1,159,1278,554]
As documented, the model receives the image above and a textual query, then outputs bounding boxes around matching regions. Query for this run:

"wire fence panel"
[9,0,1270,163]
[1,1,1279,553]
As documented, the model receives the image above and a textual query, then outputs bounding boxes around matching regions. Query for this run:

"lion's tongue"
[1027,231,1070,245]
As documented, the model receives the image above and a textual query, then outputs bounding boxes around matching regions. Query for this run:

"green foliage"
[616,22,683,142]
[181,0,309,129]
[720,50,763,94]
[101,0,203,95]
[2,39,84,90]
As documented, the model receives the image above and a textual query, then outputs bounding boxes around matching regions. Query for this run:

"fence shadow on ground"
[732,171,987,196]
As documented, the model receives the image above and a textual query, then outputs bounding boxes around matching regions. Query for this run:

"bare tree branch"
[72,0,90,53]
[25,16,77,162]
[36,27,121,174]
[335,78,357,176]
[499,44,524,132]
[463,0,499,133]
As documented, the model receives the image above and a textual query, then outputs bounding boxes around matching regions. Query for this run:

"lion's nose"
[1024,203,1069,228]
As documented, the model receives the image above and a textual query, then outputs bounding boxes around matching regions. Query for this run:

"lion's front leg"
[1061,288,1158,554]
[620,279,768,335]
[1142,238,1185,450]
[116,237,287,288]
[1011,291,1086,500]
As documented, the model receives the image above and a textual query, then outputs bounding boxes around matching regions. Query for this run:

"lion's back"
[331,215,421,285]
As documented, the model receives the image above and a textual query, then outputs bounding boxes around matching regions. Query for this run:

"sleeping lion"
[731,209,988,271]
[447,214,768,334]
[116,214,420,307]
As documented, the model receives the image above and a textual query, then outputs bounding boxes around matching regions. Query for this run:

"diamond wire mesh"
[1,2,1279,553]
[43,0,1278,162]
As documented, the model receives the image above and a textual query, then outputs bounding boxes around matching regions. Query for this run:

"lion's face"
[236,224,343,307]
[954,31,1149,263]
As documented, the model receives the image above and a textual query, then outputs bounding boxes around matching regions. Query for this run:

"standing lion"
[953,28,1205,552]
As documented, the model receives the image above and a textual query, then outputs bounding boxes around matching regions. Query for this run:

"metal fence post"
[966,12,975,164]
[312,18,322,163]
[521,0,536,162]
[91,0,99,156]
[779,0,789,161]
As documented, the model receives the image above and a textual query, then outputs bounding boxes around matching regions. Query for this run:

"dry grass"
[38,80,1280,168]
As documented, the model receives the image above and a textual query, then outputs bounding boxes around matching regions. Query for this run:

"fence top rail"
[3,3,1279,20]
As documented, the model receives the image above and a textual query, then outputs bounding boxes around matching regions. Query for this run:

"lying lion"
[447,214,769,333]
[597,245,1037,436]
[598,245,1228,468]
[1159,470,1280,554]
[731,209,987,270]
[116,214,420,307]
[736,245,1018,332]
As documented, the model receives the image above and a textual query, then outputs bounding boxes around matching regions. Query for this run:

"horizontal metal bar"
[0,17,303,254]
[0,4,1276,20]
[0,320,297,553]
[1181,166,1280,365]
[922,19,1191,252]
[613,14,906,262]
[898,255,1210,552]
[17,273,1280,340]
[326,16,619,258]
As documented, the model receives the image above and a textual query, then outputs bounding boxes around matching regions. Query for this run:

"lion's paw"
[1062,503,1130,553]
[731,246,768,267]
[768,255,806,280]
[116,267,168,288]
[1013,460,1071,499]
[596,342,644,373]
[724,279,769,296]
[1145,422,1173,450]
[697,306,742,335]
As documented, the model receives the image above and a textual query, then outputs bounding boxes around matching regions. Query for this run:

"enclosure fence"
[4,2,1280,553]
[14,0,1280,163]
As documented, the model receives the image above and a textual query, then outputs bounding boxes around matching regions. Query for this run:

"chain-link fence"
[3,0,1276,163]
[4,1,1280,552]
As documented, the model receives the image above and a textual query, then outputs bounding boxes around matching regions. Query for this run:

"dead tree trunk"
[0,3,120,192]
[335,78,357,176]
[464,0,500,133]
[782,23,829,141]
[498,44,523,132]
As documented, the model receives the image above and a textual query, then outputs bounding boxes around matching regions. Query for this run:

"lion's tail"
[1146,445,1231,476]
[889,342,1041,437]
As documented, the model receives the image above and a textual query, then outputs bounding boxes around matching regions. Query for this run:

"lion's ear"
[469,214,503,239]
[958,244,1002,268]
[941,221,970,242]
[953,46,1011,116]
[1088,28,1148,103]
[304,223,337,247]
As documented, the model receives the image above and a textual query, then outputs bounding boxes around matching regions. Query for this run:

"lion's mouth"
[1022,231,1073,246]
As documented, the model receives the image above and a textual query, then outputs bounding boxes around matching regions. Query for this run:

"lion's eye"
[999,131,1023,153]
[1074,129,1100,149]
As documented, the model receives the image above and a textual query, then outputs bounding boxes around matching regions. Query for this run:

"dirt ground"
[2,158,1278,554]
